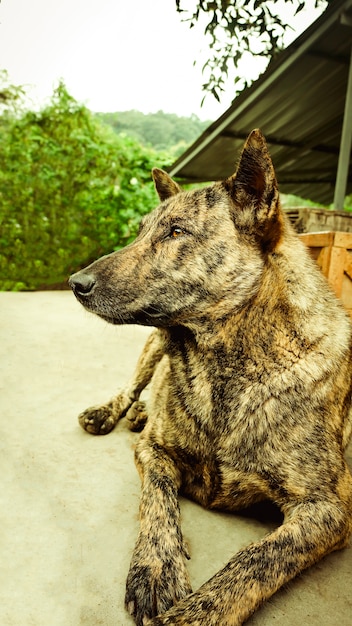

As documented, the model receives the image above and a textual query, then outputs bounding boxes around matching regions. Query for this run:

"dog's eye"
[169,226,185,238]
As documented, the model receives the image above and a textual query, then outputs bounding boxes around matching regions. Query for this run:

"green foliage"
[96,110,210,153]
[0,82,169,290]
[281,193,352,211]
[344,194,352,211]
[280,194,326,209]
[176,0,329,102]
[0,69,26,115]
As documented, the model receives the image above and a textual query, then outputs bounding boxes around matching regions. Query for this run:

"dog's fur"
[69,130,352,625]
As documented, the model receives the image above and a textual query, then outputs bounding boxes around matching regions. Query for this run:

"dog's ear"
[152,168,182,202]
[224,129,283,252]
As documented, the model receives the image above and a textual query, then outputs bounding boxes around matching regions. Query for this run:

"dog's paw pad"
[78,404,116,435]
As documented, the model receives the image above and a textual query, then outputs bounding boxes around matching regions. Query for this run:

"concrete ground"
[1,291,352,626]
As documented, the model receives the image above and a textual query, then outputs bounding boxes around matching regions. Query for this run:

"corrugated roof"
[169,0,352,205]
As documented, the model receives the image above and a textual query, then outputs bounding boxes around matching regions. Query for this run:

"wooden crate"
[299,231,352,316]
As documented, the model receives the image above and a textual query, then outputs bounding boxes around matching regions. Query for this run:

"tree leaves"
[175,0,328,103]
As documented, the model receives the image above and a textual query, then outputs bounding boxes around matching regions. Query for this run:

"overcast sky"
[0,0,324,120]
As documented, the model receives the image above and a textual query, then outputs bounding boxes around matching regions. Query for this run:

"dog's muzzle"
[69,271,96,297]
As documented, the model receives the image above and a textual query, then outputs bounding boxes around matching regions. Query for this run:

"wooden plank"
[344,254,352,281]
[327,246,346,297]
[299,231,352,318]
[299,232,335,248]
[333,231,352,250]
[316,246,332,277]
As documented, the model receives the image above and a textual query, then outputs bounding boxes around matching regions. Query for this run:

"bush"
[0,82,169,290]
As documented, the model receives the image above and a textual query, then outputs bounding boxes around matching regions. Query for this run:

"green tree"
[0,82,168,290]
[176,0,328,102]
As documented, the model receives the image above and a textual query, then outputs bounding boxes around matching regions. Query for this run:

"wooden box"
[299,231,352,317]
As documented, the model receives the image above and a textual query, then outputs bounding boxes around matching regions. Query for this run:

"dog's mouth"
[99,306,170,327]
[69,274,169,327]
[85,308,169,329]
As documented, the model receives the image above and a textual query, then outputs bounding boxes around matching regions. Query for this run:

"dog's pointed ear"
[224,129,283,252]
[152,168,182,202]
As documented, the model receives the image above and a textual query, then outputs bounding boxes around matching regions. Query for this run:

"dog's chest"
[166,332,246,429]
[173,355,214,424]
[166,336,227,427]
[163,346,275,508]
[162,332,295,499]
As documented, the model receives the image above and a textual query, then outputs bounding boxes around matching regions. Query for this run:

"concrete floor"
[1,291,352,626]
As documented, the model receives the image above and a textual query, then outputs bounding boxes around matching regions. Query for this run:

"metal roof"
[169,0,352,206]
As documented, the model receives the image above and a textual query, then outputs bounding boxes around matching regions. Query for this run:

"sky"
[0,0,324,121]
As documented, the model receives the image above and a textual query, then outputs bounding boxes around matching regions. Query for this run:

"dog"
[69,129,352,625]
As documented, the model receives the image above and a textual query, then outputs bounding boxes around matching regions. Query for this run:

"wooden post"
[333,38,352,210]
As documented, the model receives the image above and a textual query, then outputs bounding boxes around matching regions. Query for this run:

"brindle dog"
[69,130,352,625]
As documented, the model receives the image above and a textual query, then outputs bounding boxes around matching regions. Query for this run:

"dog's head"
[69,129,284,328]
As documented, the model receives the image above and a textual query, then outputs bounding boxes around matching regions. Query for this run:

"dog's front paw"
[145,593,216,626]
[78,391,136,435]
[78,402,117,435]
[145,578,228,626]
[125,543,192,625]
[126,401,148,432]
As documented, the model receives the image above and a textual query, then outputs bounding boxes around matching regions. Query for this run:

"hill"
[96,110,211,155]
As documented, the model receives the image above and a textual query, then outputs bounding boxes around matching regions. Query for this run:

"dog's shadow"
[181,496,285,593]
[238,500,284,525]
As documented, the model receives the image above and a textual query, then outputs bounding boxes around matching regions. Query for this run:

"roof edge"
[169,0,352,180]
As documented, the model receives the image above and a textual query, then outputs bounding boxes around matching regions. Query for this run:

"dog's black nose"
[69,272,96,295]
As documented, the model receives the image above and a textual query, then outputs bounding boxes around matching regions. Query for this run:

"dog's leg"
[148,486,352,625]
[125,439,192,625]
[78,329,164,435]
